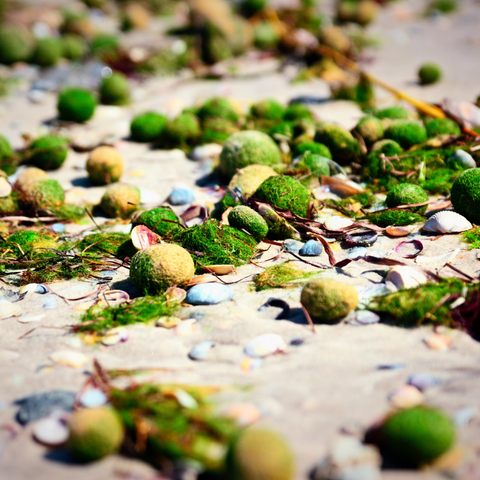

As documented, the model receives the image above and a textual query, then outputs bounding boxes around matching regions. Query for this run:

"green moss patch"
[254,262,319,291]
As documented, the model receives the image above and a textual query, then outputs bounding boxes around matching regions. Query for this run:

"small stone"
[79,388,108,408]
[49,350,88,368]
[42,295,57,310]
[32,416,69,447]
[188,341,215,360]
[50,223,66,233]
[388,385,425,408]
[345,310,380,326]
[447,150,476,170]
[347,247,367,259]
[284,239,304,254]
[299,239,323,256]
[453,407,478,427]
[244,333,287,358]
[186,283,234,305]
[28,90,46,104]
[168,187,195,205]
[16,391,75,425]
[407,373,441,391]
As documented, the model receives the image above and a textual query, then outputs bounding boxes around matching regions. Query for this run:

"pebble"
[49,350,88,368]
[299,240,323,256]
[347,247,367,259]
[50,223,66,233]
[345,310,380,326]
[190,143,222,161]
[453,407,479,427]
[19,283,49,296]
[448,149,476,170]
[27,89,46,104]
[168,187,195,205]
[388,385,425,408]
[174,319,197,336]
[188,341,215,360]
[244,333,287,358]
[186,283,234,305]
[284,239,304,254]
[138,187,161,204]
[16,391,75,425]
[101,327,129,346]
[32,416,69,447]
[79,388,108,408]
[407,373,441,391]
[42,295,57,310]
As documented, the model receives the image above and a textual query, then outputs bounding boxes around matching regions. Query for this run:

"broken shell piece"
[424,333,452,351]
[422,211,472,234]
[202,265,235,275]
[385,266,428,290]
[244,333,287,358]
[49,350,88,368]
[0,300,21,320]
[416,248,460,267]
[0,177,12,197]
[174,319,197,336]
[394,240,424,259]
[386,225,415,237]
[324,216,354,231]
[79,388,108,408]
[131,225,160,250]
[101,327,129,346]
[165,286,187,304]
[32,416,69,447]
[321,176,363,198]
[222,403,261,426]
[97,290,130,307]
[388,385,425,409]
[156,316,182,329]
[187,274,219,286]
[18,314,45,324]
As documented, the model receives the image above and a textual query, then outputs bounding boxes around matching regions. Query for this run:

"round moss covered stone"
[130,112,167,142]
[100,72,130,105]
[283,103,313,122]
[220,130,282,181]
[67,408,124,463]
[371,139,403,156]
[384,120,427,149]
[57,88,96,123]
[25,178,65,209]
[301,278,358,324]
[425,118,460,138]
[164,112,201,146]
[227,428,295,480]
[297,152,330,177]
[228,205,268,241]
[15,167,48,192]
[356,116,384,145]
[451,168,480,223]
[61,34,88,60]
[86,146,124,185]
[376,106,411,120]
[198,97,239,123]
[229,164,278,198]
[31,37,62,67]
[0,192,19,215]
[133,206,182,237]
[100,184,140,218]
[381,406,456,467]
[0,24,32,65]
[314,123,361,164]
[130,243,195,293]
[418,63,442,85]
[293,141,332,159]
[251,99,285,121]
[386,183,428,214]
[28,135,69,170]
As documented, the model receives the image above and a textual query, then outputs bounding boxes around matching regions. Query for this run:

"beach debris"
[385,266,428,290]
[18,314,45,324]
[202,265,235,275]
[33,415,69,447]
[299,239,323,256]
[345,310,380,326]
[424,333,452,351]
[388,385,425,408]
[394,240,424,258]
[49,350,88,368]
[101,327,129,346]
[244,333,287,358]
[385,225,415,237]
[254,263,319,292]
[168,186,195,205]
[258,204,301,240]
[97,290,130,308]
[156,316,182,329]
[131,225,160,250]
[186,283,234,305]
[187,274,219,286]
[422,211,472,234]
[415,248,460,266]
[188,341,215,360]
[345,230,378,247]
[174,319,197,336]
[347,246,368,259]
[324,216,354,231]
[0,300,22,320]
[16,391,75,425]
[320,176,363,198]
[407,373,442,391]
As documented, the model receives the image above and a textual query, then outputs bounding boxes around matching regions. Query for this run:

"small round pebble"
[188,341,215,360]
[299,239,323,256]
[79,388,108,408]
[33,416,69,447]
[186,283,234,305]
[284,239,304,254]
[168,187,195,205]
[448,150,476,170]
[407,373,441,391]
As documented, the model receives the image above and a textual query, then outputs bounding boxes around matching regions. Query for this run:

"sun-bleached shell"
[424,333,452,351]
[49,350,88,368]
[101,327,129,346]
[416,248,460,267]
[156,316,182,329]
[187,274,219,286]
[174,318,197,336]
[131,225,160,250]
[385,225,415,237]
[324,216,354,231]
[0,177,12,197]
[244,334,287,358]
[385,266,428,290]
[32,416,69,447]
[0,300,21,320]
[388,385,425,409]
[202,265,235,275]
[422,211,472,234]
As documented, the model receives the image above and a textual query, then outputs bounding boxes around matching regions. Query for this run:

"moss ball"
[0,134,13,172]
[451,168,480,223]
[100,184,140,218]
[15,167,48,192]
[130,112,167,142]
[164,112,201,146]
[253,175,310,217]
[251,99,285,121]
[356,116,384,145]
[371,139,403,156]
[386,183,428,214]
[133,206,182,238]
[198,97,240,123]
[25,178,65,209]
[67,408,124,463]
[62,34,88,60]
[368,210,424,227]
[57,88,96,123]
[425,118,460,138]
[254,21,281,49]
[283,103,313,122]
[314,123,361,164]
[384,120,427,149]
[91,33,120,58]
[31,37,62,67]
[229,164,278,198]
[228,205,269,241]
[201,117,239,144]
[0,24,32,65]
[130,243,195,293]
[297,152,330,176]
[293,141,332,159]
[320,26,351,55]
[418,63,442,86]
[220,130,282,181]
[269,122,294,141]
[227,428,295,480]
[99,72,130,105]
[0,191,19,215]
[86,146,124,185]
[376,106,411,120]
[301,278,358,324]
[355,0,379,25]
[28,135,69,170]
[380,406,456,468]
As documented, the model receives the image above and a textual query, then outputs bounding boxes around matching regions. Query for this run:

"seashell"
[345,310,380,326]
[101,327,129,346]
[394,239,423,258]
[0,349,20,360]
[190,143,223,161]
[174,319,197,336]
[222,403,261,426]
[168,187,195,206]
[202,264,235,275]
[165,286,187,304]
[388,385,425,409]
[32,416,69,447]
[321,176,363,198]
[416,248,460,267]
[50,223,66,233]
[442,97,480,128]
[386,225,415,237]
[0,177,12,197]
[186,283,234,305]
[422,211,472,234]
[385,266,428,290]
[98,290,130,308]
[299,239,323,256]
[131,225,160,250]
[138,187,161,204]
[188,341,215,360]
[447,150,476,170]
[324,216,354,231]
[240,358,263,371]
[345,231,377,247]
[18,314,45,324]
[244,333,287,358]
[407,373,441,391]
[258,204,301,240]
[187,274,218,286]
[284,239,304,254]
[42,295,57,310]
[79,388,108,408]
[156,316,182,328]
[347,246,367,259]
[0,300,21,320]
[424,333,452,350]
[49,350,88,368]
[453,407,479,427]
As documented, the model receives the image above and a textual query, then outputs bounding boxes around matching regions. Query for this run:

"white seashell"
[32,416,69,447]
[131,225,159,250]
[388,385,425,409]
[244,333,287,358]
[385,225,415,237]
[422,211,472,234]
[156,316,182,329]
[324,216,354,231]
[190,143,223,161]
[79,388,108,408]
[174,319,197,336]
[165,286,187,304]
[18,314,45,324]
[101,327,129,346]
[222,403,261,426]
[0,300,21,320]
[0,177,12,197]
[188,341,215,360]
[424,333,452,351]
[49,350,88,368]
[138,187,161,205]
[416,248,460,267]
[385,266,428,290]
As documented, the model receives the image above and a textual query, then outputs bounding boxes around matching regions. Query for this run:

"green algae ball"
[28,135,69,170]
[283,103,313,122]
[376,106,411,120]
[425,118,460,138]
[220,130,282,181]
[384,120,427,149]
[201,117,239,144]
[229,164,278,198]
[369,210,424,227]
[86,146,124,185]
[31,37,62,67]
[130,112,167,142]
[371,139,403,156]
[301,278,358,324]
[68,408,124,463]
[61,34,88,60]
[133,206,182,237]
[355,116,384,145]
[297,152,330,177]
[0,191,19,215]
[253,175,310,217]
[164,112,201,146]
[227,428,295,480]
[100,72,130,105]
[386,183,428,214]
[418,63,442,85]
[100,184,140,218]
[251,99,285,121]
[198,97,239,123]
[451,168,480,223]
[57,88,96,123]
[254,21,281,49]
[15,167,48,192]
[229,205,269,241]
[314,123,361,164]
[293,141,332,159]
[0,24,32,65]
[130,243,195,293]
[381,406,456,468]
[25,178,65,209]
[91,33,120,57]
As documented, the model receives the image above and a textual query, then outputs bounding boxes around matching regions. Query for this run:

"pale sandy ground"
[1,1,480,479]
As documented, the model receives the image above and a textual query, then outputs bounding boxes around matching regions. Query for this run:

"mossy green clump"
[61,34,88,60]
[177,220,257,267]
[49,203,86,221]
[331,75,375,107]
[163,112,201,147]
[0,134,14,173]
[293,141,332,159]
[197,97,240,123]
[77,232,134,258]
[426,0,458,14]
[300,278,358,324]
[219,130,282,181]
[0,191,19,215]
[355,116,384,145]
[212,191,241,219]
[130,112,167,142]
[251,99,285,121]
[228,205,269,241]
[0,24,32,65]
[86,146,124,185]
[90,33,120,58]
[130,243,195,294]
[370,139,403,156]
[269,122,294,141]
[99,72,130,105]
[425,118,460,138]
[367,209,424,227]
[67,408,124,463]
[5,230,57,254]
[386,183,428,214]
[30,37,62,67]
[418,63,442,85]
[15,167,48,192]
[24,178,65,209]
[463,226,480,249]
[283,103,313,122]
[254,262,319,291]
[380,406,456,468]
[376,106,411,120]
[227,428,295,480]
[133,206,182,238]
[100,184,141,218]
[254,21,281,49]
[200,117,239,144]
[384,120,427,149]
[296,152,330,176]
[57,88,96,123]
[27,134,69,171]
[253,175,311,217]
[451,168,480,223]
[314,123,361,164]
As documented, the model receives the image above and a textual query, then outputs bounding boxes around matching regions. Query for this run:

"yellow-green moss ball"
[15,167,49,192]
[229,164,278,198]
[451,168,480,223]
[355,116,384,145]
[27,134,69,170]
[23,178,64,209]
[164,112,201,146]
[61,34,88,60]
[130,243,195,293]
[130,112,167,142]
[320,26,351,55]
[418,63,442,86]
[86,146,124,185]
[386,183,428,214]
[57,88,96,123]
[67,408,124,463]
[100,184,141,218]
[99,72,130,105]
[314,123,361,164]
[384,120,427,149]
[229,205,269,241]
[0,24,33,65]
[301,278,358,324]
[31,37,62,67]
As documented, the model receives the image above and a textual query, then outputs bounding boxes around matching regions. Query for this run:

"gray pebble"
[50,223,66,233]
[42,295,57,310]
[188,341,215,360]
[347,247,367,259]
[454,407,479,427]
[299,239,323,256]
[346,310,380,326]
[16,391,75,425]
[284,239,304,254]
[186,283,234,305]
[168,188,195,205]
[407,373,441,391]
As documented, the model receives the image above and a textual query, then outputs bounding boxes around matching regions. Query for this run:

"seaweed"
[463,227,480,250]
[367,210,424,227]
[253,262,319,291]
